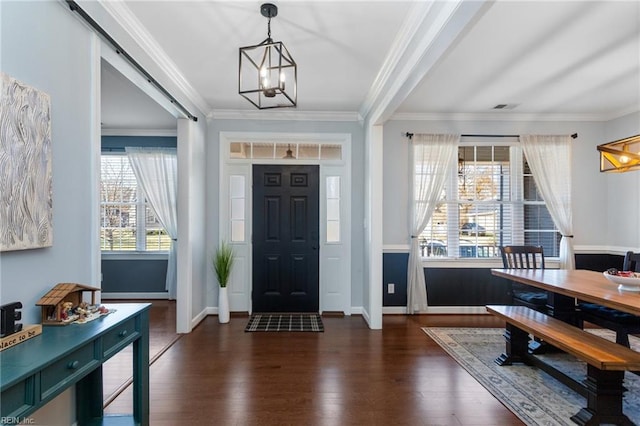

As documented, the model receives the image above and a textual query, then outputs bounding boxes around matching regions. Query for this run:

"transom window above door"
[230,142,341,160]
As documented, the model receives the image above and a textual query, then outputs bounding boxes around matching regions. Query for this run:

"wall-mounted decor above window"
[597,134,640,173]
[0,72,53,251]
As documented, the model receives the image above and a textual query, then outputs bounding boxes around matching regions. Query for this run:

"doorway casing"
[219,132,352,315]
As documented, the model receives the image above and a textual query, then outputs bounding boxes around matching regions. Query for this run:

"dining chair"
[500,245,550,353]
[500,245,548,311]
[624,251,640,272]
[578,251,640,347]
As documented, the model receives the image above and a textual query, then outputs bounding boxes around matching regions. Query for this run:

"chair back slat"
[500,245,545,270]
[623,251,640,272]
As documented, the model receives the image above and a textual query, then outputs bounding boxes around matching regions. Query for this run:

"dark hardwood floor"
[105,306,523,425]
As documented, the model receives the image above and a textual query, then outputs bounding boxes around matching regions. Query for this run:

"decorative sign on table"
[0,302,42,352]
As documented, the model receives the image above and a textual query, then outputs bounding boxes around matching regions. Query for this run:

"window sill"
[420,257,561,269]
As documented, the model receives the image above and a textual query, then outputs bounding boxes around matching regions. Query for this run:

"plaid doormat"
[244,313,324,332]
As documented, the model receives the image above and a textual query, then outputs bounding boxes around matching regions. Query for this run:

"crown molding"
[601,105,640,122]
[389,112,616,122]
[101,128,177,137]
[98,0,210,115]
[209,109,362,122]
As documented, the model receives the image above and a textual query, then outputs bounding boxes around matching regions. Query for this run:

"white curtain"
[520,135,575,269]
[126,147,178,298]
[407,134,459,314]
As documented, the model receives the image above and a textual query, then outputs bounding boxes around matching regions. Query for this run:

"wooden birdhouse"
[36,283,100,325]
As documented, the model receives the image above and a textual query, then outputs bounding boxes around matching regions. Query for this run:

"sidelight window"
[326,176,341,243]
[230,175,246,242]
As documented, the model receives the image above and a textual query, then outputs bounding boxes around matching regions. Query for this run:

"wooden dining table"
[491,268,640,317]
[490,268,640,409]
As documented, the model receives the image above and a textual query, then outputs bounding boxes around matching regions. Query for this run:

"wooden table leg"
[570,365,634,426]
[133,310,150,426]
[76,366,103,423]
[547,293,579,325]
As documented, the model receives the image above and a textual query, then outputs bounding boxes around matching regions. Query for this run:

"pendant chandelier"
[239,3,297,109]
[597,134,640,172]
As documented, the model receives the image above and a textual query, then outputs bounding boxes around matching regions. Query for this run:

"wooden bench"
[487,305,640,426]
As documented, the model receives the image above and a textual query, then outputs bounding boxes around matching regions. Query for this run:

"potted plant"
[213,241,234,323]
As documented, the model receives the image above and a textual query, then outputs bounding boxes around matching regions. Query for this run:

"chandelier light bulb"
[620,155,630,164]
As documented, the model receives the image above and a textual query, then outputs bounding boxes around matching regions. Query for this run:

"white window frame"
[100,153,169,254]
[420,138,560,263]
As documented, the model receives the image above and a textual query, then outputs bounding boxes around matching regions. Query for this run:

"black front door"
[252,165,320,312]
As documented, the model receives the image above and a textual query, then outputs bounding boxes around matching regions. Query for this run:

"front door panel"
[252,165,319,312]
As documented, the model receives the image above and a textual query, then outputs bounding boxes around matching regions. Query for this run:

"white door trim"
[219,132,352,314]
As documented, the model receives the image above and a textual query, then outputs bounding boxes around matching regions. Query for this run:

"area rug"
[422,327,640,426]
[245,313,324,332]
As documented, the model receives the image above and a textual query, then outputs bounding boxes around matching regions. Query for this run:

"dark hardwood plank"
[105,310,522,425]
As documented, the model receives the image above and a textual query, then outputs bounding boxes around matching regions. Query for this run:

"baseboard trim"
[349,306,363,315]
[191,307,210,330]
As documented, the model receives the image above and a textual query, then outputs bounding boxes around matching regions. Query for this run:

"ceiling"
[100,0,640,132]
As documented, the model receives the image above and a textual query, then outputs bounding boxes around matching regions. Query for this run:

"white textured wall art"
[0,72,53,251]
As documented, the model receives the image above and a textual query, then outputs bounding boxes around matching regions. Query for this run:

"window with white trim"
[229,175,246,242]
[100,154,170,251]
[229,142,341,160]
[420,143,560,258]
[326,176,341,243]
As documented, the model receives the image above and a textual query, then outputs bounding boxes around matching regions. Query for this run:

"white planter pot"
[218,286,230,323]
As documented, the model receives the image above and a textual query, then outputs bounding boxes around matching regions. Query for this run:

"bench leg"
[616,332,630,348]
[570,365,633,426]
[495,323,529,366]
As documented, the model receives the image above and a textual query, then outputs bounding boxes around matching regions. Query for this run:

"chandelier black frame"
[239,3,297,109]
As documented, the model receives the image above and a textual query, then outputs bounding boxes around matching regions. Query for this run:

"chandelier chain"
[267,17,271,40]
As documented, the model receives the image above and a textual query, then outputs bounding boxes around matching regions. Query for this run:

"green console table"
[0,303,150,426]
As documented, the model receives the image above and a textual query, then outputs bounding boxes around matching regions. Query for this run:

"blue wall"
[101,135,176,151]
[382,252,626,307]
[1,1,97,324]
[101,259,167,293]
